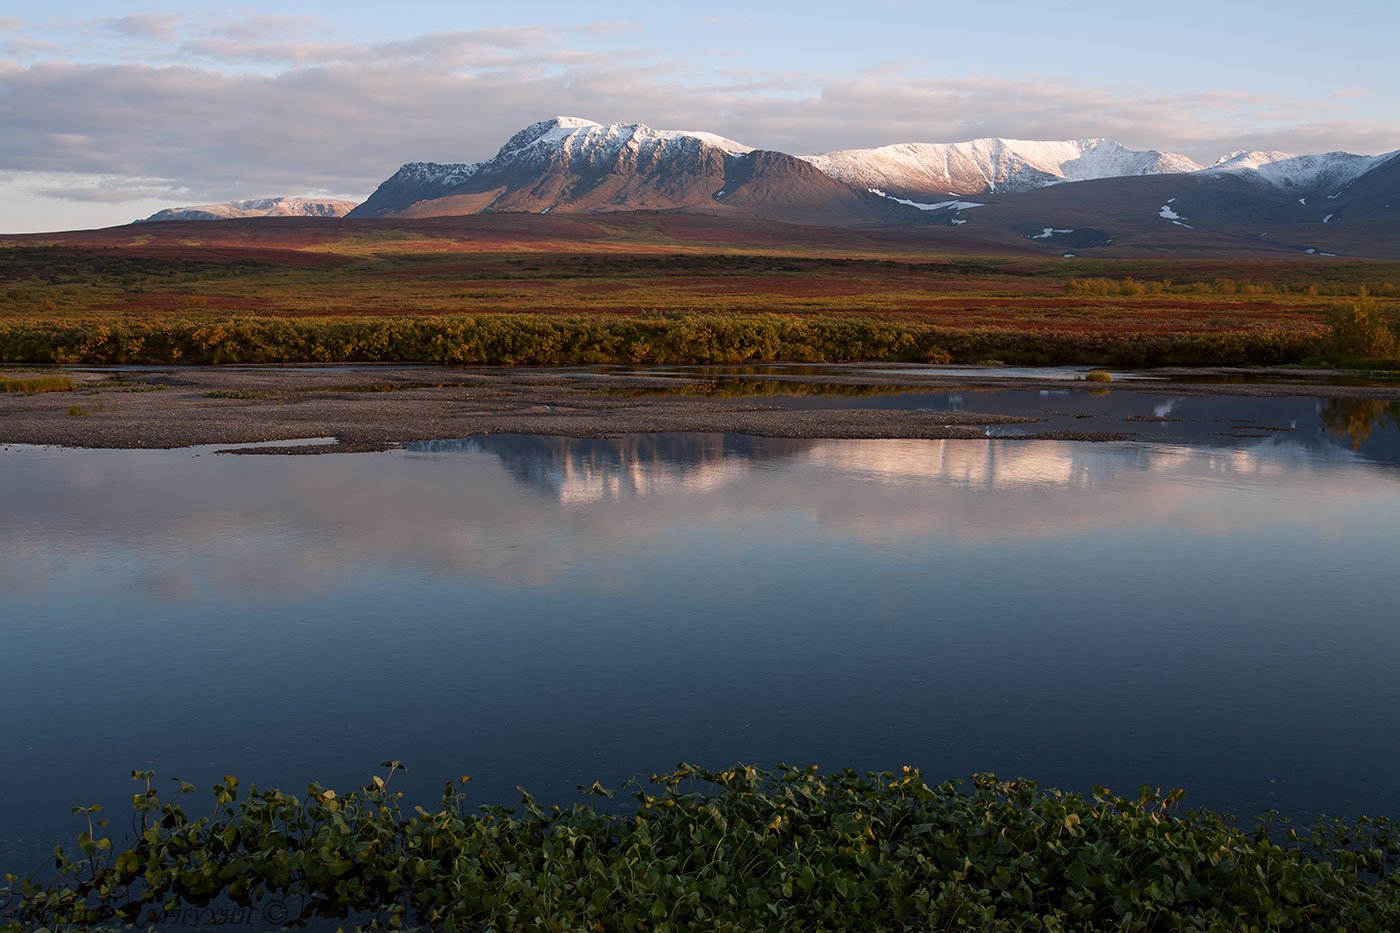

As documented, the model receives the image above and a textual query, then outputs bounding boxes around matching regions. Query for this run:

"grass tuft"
[204,389,273,400]
[0,373,75,393]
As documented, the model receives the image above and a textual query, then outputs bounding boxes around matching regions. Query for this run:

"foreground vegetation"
[0,314,1330,366]
[0,372,74,393]
[3,228,1398,366]
[4,764,1396,931]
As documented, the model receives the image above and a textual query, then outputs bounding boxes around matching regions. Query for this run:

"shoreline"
[3,364,1399,452]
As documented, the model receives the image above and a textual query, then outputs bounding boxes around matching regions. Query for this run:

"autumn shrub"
[0,314,1331,367]
[1330,288,1398,359]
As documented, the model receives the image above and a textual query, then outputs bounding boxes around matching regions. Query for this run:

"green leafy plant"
[3,763,1397,931]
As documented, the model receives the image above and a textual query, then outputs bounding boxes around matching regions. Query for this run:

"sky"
[2,0,1398,232]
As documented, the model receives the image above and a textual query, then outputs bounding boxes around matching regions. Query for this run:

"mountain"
[1203,150,1390,198]
[801,138,1203,202]
[1321,151,1400,217]
[351,116,745,217]
[928,159,1400,258]
[140,197,357,222]
[146,119,1397,256]
[349,117,919,226]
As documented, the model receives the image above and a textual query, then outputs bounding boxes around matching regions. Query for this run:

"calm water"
[3,389,1400,873]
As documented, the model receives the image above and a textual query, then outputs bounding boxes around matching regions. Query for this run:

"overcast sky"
[3,0,1398,232]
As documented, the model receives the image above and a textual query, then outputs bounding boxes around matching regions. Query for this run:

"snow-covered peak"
[1204,149,1392,193]
[140,197,357,222]
[550,115,603,129]
[1209,149,1292,170]
[494,117,754,164]
[802,137,1202,196]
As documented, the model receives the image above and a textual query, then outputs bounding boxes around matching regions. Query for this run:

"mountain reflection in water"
[3,393,1400,876]
[410,435,813,505]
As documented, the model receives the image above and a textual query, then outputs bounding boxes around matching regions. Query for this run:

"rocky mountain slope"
[141,197,356,222]
[349,117,914,226]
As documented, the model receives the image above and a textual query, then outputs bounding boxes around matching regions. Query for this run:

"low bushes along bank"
[4,763,1397,930]
[0,314,1328,367]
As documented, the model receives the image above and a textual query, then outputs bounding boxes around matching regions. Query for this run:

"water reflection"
[3,408,1400,875]
[412,435,811,504]
[1319,398,1400,450]
[3,427,1396,604]
[656,387,1400,469]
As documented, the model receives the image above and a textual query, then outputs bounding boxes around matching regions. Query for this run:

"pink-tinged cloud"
[1,23,1396,209]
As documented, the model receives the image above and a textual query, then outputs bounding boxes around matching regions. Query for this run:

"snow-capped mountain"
[141,197,356,222]
[340,162,481,219]
[1204,149,1398,198]
[802,139,1203,201]
[495,114,753,162]
[139,119,1397,255]
[350,117,912,225]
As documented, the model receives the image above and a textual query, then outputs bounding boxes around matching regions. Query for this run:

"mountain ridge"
[348,118,1397,221]
[139,118,1400,256]
[801,138,1204,201]
[349,116,919,226]
[140,197,357,222]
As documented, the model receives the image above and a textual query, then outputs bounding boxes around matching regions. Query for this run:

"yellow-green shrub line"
[0,314,1329,367]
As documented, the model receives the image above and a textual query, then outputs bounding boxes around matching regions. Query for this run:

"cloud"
[28,174,184,203]
[103,13,180,42]
[175,36,358,65]
[206,14,319,42]
[1,36,65,59]
[0,20,1396,213]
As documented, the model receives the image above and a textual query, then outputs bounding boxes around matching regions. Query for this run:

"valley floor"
[1,213,1396,369]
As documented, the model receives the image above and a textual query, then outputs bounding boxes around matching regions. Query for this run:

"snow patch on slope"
[867,188,983,211]
[1157,200,1194,228]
